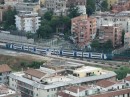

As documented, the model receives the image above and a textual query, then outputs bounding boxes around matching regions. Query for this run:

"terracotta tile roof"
[58,91,75,97]
[66,86,88,93]
[124,76,130,81]
[96,80,116,88]
[0,64,11,73]
[24,68,46,78]
[90,88,130,97]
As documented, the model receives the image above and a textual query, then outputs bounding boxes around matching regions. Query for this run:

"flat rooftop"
[9,66,116,89]
[73,66,101,73]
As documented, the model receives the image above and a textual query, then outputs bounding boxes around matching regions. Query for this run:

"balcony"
[99,36,104,40]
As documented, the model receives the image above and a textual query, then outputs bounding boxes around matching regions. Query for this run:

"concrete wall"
[0,33,34,44]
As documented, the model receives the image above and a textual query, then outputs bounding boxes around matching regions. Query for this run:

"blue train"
[6,43,113,60]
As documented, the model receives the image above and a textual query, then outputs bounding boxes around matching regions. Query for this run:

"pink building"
[71,15,96,48]
[112,0,130,12]
[99,24,122,47]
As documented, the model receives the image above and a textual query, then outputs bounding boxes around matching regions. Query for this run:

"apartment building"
[15,11,41,33]
[45,0,67,16]
[71,15,97,48]
[95,11,130,32]
[9,60,116,97]
[99,24,122,47]
[15,3,40,12]
[107,0,119,8]
[0,64,11,84]
[40,0,46,6]
[58,77,130,97]
[124,32,130,48]
[4,0,23,7]
[66,0,86,15]
[112,0,130,12]
[58,85,99,97]
[0,84,21,97]
[45,0,86,16]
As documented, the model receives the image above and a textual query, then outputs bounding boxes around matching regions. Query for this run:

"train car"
[12,44,23,50]
[35,47,48,54]
[5,43,113,60]
[75,51,83,57]
[51,49,60,55]
[0,43,6,48]
[28,46,35,53]
[23,45,29,51]
[60,50,75,56]
[6,43,15,49]
[104,53,113,60]
[90,53,103,59]
[83,52,90,58]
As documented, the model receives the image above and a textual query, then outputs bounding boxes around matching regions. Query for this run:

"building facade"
[112,0,130,12]
[0,84,21,97]
[45,0,86,16]
[124,32,130,48]
[107,0,119,8]
[96,11,130,33]
[99,24,122,47]
[4,0,23,7]
[15,11,41,33]
[9,62,116,97]
[71,15,97,48]
[0,64,11,84]
[15,3,41,12]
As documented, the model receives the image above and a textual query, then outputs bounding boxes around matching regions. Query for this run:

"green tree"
[26,32,34,39]
[68,4,81,18]
[121,30,125,45]
[3,8,17,30]
[101,0,108,11]
[86,0,95,16]
[37,25,53,38]
[91,40,100,50]
[43,11,53,21]
[103,40,113,50]
[115,66,130,80]
[86,5,93,16]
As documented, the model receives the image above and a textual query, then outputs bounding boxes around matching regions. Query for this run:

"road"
[0,48,129,69]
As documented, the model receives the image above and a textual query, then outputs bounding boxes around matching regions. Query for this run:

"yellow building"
[40,0,46,6]
[107,0,119,8]
[73,66,102,78]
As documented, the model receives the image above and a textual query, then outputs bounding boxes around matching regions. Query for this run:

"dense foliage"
[20,61,44,69]
[37,5,80,38]
[3,8,17,30]
[86,0,96,16]
[115,66,130,80]
[91,39,113,52]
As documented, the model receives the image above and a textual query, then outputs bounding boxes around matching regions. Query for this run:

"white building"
[0,84,21,97]
[96,11,130,32]
[15,11,41,33]
[58,85,99,97]
[96,80,127,92]
[9,62,116,97]
[124,32,130,48]
[4,0,23,7]
[0,64,11,84]
[45,0,86,16]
